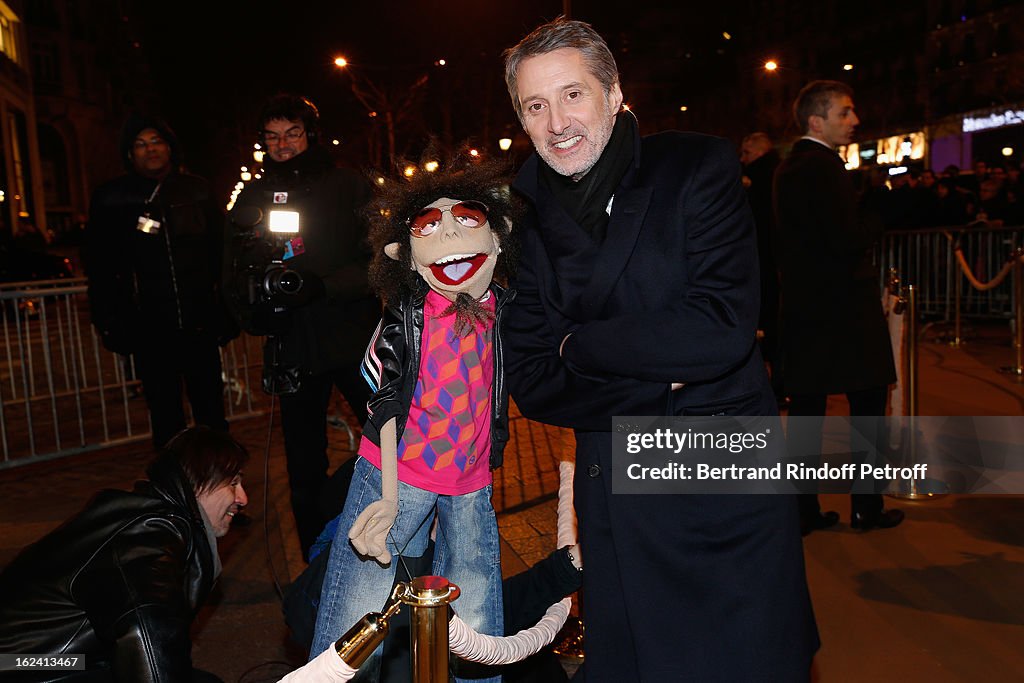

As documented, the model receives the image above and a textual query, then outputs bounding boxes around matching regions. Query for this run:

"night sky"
[131,1,730,194]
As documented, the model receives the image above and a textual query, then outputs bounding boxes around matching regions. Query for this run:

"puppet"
[310,160,517,683]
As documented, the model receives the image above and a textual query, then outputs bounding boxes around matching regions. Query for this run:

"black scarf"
[539,112,635,243]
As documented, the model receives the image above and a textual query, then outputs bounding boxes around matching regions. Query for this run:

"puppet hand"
[348,499,399,564]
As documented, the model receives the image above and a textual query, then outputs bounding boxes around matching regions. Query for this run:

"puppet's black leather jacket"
[360,282,514,470]
[0,458,217,682]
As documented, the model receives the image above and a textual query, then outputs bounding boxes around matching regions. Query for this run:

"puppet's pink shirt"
[358,289,494,495]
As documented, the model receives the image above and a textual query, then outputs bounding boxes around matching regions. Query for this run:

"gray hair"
[503,17,620,122]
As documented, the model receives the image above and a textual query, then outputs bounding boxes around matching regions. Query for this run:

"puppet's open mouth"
[429,253,488,286]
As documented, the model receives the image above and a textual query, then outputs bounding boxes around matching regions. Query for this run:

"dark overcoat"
[773,139,896,395]
[505,117,819,682]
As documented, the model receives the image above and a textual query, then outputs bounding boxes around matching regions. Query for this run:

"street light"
[333,53,429,171]
[498,137,512,152]
[764,60,778,72]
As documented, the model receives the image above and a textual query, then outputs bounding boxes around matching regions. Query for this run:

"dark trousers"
[789,387,888,518]
[134,330,227,450]
[279,363,371,560]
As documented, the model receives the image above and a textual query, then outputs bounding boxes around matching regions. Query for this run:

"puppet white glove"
[349,418,399,565]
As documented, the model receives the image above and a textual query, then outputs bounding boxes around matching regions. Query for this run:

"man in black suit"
[501,18,818,682]
[773,80,904,534]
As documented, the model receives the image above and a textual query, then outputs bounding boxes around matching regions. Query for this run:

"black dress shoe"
[851,508,904,531]
[800,510,840,536]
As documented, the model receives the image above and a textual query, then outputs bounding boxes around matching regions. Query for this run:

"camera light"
[268,210,301,233]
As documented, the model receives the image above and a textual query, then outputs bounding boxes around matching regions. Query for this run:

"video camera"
[229,205,307,310]
[227,204,308,396]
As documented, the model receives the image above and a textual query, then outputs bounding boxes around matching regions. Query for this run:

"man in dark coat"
[0,428,248,682]
[501,19,818,682]
[773,80,903,533]
[85,116,235,449]
[224,94,377,560]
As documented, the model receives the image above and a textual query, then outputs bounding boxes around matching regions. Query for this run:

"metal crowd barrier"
[877,223,1024,321]
[0,278,268,469]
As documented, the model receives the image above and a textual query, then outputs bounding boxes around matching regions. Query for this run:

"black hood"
[119,113,182,172]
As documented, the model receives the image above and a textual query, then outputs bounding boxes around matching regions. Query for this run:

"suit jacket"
[773,138,896,394]
[505,117,817,682]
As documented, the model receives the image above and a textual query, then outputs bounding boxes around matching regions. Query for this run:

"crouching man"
[0,427,249,682]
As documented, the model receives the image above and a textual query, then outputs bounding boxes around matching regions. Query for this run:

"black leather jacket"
[0,459,217,682]
[360,283,515,470]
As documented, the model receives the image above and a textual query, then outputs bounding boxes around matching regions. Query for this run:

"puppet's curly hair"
[366,156,520,307]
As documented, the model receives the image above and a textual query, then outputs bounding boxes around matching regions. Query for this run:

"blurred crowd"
[860,159,1024,229]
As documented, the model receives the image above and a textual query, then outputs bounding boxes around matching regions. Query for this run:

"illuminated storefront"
[929,103,1024,172]
[839,131,927,174]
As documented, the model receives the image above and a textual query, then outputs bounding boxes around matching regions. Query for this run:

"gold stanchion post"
[952,264,963,348]
[891,284,948,500]
[335,583,408,668]
[1000,248,1024,382]
[401,576,460,683]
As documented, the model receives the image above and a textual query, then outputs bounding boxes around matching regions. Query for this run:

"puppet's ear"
[384,242,402,261]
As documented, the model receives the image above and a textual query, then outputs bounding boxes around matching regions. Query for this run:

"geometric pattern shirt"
[359,289,494,494]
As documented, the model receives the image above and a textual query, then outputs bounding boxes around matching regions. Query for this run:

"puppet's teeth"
[435,253,476,265]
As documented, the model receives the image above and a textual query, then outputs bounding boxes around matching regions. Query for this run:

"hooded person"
[85,114,237,449]
[309,157,518,683]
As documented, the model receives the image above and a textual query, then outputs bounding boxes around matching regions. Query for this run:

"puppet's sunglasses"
[406,200,489,237]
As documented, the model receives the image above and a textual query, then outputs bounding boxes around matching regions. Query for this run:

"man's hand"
[349,499,398,564]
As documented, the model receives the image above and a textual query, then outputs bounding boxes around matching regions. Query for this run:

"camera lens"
[264,267,304,296]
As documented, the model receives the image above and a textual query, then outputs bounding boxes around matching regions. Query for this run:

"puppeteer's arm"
[559,137,760,384]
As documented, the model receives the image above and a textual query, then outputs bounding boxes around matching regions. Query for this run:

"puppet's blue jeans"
[310,457,503,683]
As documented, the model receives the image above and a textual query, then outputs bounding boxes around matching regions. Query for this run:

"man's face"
[263,118,309,163]
[813,94,859,148]
[196,474,247,538]
[920,171,936,188]
[515,48,623,180]
[131,128,172,179]
[390,197,501,302]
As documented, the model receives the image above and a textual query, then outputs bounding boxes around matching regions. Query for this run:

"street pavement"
[1,322,1022,681]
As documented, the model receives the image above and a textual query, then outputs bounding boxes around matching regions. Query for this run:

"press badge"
[273,192,288,204]
[136,214,161,234]
[282,237,305,260]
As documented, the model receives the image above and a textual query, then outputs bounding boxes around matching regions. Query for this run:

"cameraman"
[224,94,377,561]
